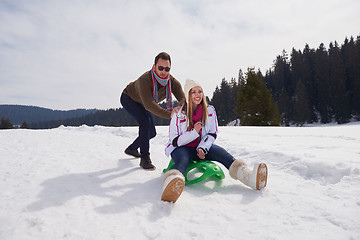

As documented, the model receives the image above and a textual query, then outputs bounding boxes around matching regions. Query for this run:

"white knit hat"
[184,79,204,113]
[184,79,203,103]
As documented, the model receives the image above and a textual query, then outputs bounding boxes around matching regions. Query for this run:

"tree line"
[210,35,360,126]
[0,117,29,129]
[0,105,97,125]
[29,103,176,129]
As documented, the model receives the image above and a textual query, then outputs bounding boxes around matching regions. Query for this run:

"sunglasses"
[158,66,171,72]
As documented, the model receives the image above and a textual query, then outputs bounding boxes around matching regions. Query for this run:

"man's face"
[154,58,171,79]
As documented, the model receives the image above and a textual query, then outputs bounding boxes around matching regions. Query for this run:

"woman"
[161,79,268,203]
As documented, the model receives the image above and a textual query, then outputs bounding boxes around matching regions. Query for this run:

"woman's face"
[190,86,203,106]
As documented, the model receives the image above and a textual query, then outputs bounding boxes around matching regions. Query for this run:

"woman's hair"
[184,87,208,130]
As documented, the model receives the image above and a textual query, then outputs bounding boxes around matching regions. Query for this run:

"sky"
[1,0,359,110]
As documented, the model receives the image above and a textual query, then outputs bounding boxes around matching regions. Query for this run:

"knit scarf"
[186,104,203,147]
[151,66,172,109]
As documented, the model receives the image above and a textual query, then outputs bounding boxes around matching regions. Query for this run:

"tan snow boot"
[161,169,185,203]
[229,159,268,190]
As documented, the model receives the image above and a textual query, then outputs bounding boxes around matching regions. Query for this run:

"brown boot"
[161,169,185,203]
[140,155,156,170]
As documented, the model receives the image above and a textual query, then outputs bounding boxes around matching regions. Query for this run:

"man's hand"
[171,106,181,118]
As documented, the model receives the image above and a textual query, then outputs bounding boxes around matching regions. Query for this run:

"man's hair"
[154,52,171,65]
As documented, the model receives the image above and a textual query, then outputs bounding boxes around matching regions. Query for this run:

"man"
[120,52,185,170]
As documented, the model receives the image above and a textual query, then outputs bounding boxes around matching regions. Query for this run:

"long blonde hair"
[185,87,208,130]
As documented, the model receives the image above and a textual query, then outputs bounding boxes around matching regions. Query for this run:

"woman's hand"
[194,121,202,133]
[197,148,205,159]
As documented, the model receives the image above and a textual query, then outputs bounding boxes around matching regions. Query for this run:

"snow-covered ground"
[1,123,359,240]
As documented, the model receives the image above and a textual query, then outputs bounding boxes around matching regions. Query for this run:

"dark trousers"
[170,144,235,175]
[120,93,156,157]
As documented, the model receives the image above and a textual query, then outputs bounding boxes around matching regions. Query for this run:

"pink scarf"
[151,66,172,109]
[186,104,202,147]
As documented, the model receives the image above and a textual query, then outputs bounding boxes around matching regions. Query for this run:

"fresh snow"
[1,123,360,240]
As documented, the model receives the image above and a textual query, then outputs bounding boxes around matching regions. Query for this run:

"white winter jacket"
[165,105,219,157]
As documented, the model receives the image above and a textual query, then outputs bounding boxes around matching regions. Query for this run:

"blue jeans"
[170,144,235,175]
[120,93,156,157]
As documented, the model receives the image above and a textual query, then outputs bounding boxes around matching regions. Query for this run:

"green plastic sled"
[163,159,225,185]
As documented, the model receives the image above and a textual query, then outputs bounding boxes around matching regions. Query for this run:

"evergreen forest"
[210,35,360,126]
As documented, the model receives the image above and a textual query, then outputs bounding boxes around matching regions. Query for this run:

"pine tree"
[269,50,293,124]
[210,78,237,125]
[273,50,292,98]
[0,117,14,129]
[235,68,281,126]
[329,41,349,123]
[20,121,30,129]
[342,37,360,120]
[314,43,330,123]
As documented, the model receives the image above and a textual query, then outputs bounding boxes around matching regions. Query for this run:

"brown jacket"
[123,71,185,119]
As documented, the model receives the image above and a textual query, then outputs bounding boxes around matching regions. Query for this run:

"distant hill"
[0,105,98,125]
[29,105,172,129]
[29,107,136,129]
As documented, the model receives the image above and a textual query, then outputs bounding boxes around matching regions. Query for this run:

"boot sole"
[256,163,268,190]
[161,177,185,203]
[140,164,156,171]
